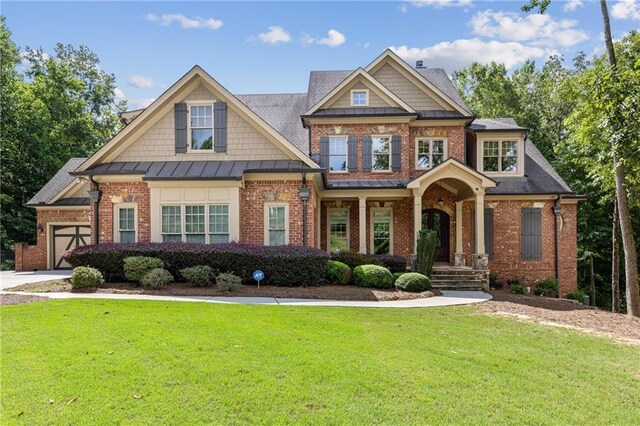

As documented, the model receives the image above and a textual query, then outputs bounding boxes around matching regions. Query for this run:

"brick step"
[432,270,482,276]
[431,281,484,287]
[431,275,484,281]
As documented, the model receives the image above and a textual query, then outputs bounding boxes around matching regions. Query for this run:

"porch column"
[454,201,464,266]
[413,189,422,254]
[316,196,322,249]
[358,196,367,254]
[473,190,489,272]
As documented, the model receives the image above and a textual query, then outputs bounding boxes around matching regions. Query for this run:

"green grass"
[1,300,639,424]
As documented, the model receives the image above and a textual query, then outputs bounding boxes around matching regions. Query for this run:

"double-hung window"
[416,138,446,169]
[185,205,206,243]
[190,104,213,150]
[161,204,230,243]
[209,205,229,243]
[161,206,182,242]
[372,136,391,171]
[371,209,392,255]
[329,137,348,172]
[482,140,519,173]
[328,209,349,252]
[266,204,288,246]
[115,206,136,243]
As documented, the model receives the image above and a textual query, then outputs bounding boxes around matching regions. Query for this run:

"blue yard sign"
[253,270,264,288]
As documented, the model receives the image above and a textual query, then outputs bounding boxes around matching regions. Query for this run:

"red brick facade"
[95,182,151,243]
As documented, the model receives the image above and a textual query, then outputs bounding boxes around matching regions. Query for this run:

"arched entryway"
[422,208,450,262]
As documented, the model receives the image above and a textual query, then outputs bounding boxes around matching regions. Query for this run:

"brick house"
[16,50,580,294]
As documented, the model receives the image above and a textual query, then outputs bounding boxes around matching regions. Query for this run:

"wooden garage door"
[51,225,91,269]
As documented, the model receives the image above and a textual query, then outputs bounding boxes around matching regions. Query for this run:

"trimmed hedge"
[217,273,242,292]
[64,242,329,286]
[353,264,394,289]
[331,251,407,273]
[71,266,104,289]
[124,256,164,283]
[326,261,351,285]
[181,265,215,287]
[395,272,430,293]
[142,268,173,290]
[392,272,406,284]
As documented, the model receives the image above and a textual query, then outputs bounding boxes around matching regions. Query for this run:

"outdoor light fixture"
[438,196,444,207]
[88,189,102,203]
[299,186,311,202]
[299,185,311,246]
[37,224,44,235]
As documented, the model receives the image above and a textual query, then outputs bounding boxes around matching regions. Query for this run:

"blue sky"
[4,1,639,109]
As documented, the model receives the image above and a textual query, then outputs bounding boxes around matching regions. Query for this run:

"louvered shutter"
[174,103,188,153]
[484,208,494,259]
[347,135,358,172]
[362,135,373,172]
[319,137,330,169]
[521,208,542,260]
[213,101,227,153]
[391,135,401,172]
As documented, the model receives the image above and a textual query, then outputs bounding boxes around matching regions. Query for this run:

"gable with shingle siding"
[114,84,292,163]
[326,82,393,109]
[371,63,443,111]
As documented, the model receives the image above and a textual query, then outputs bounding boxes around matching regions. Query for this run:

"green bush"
[217,273,242,292]
[510,283,525,294]
[415,229,438,277]
[489,273,503,290]
[181,265,215,287]
[353,264,393,289]
[535,278,559,297]
[326,261,351,285]
[330,251,407,273]
[141,268,173,290]
[566,289,587,302]
[394,272,431,292]
[507,276,523,285]
[71,266,104,289]
[1,259,15,271]
[392,272,406,284]
[124,256,164,283]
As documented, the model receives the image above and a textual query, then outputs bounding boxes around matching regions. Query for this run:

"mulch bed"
[477,291,640,344]
[6,280,440,302]
[0,293,49,306]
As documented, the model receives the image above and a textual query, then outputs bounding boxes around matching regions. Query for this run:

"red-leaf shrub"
[64,242,329,286]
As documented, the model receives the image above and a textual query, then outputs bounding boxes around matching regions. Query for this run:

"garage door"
[51,225,91,269]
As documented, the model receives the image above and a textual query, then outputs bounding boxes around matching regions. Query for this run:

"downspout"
[553,195,563,290]
[299,172,310,246]
[88,176,102,245]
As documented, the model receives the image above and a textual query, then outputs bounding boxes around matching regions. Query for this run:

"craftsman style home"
[15,50,580,294]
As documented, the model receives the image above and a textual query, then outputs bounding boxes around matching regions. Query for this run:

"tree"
[0,18,125,252]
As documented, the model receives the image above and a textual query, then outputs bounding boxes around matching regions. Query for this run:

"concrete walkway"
[0,270,71,290]
[0,289,491,308]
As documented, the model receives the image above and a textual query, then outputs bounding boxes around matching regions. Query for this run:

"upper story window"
[329,137,348,172]
[482,140,518,173]
[351,90,369,107]
[416,138,447,169]
[190,104,213,150]
[372,136,391,171]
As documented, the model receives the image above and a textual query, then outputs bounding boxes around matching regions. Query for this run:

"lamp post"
[299,186,311,246]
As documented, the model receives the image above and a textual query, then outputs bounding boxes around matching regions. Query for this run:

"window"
[209,205,229,243]
[482,140,519,173]
[371,209,392,255]
[372,136,391,171]
[329,137,348,172]
[266,204,288,246]
[115,206,136,243]
[416,138,446,169]
[190,104,213,150]
[328,209,349,252]
[185,205,206,243]
[351,90,368,106]
[161,206,182,242]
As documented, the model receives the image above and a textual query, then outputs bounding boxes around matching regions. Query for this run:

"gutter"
[553,195,562,289]
[88,176,102,245]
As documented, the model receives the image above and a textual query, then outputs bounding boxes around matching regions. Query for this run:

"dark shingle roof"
[26,158,87,206]
[74,160,320,181]
[415,68,470,114]
[469,118,528,131]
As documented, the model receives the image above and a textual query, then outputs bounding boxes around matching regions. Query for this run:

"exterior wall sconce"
[37,224,44,235]
[299,186,311,246]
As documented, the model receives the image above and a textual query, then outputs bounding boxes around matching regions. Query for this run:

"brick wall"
[96,182,151,243]
[240,180,316,247]
[14,208,90,271]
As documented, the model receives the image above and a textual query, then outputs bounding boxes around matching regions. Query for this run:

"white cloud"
[127,74,157,89]
[146,13,223,29]
[391,39,550,73]
[612,0,640,20]
[564,0,584,11]
[128,98,156,109]
[19,50,50,68]
[470,10,589,47]
[257,26,291,44]
[302,29,347,47]
[114,87,126,101]
[401,0,473,11]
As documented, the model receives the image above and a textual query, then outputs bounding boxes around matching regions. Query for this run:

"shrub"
[415,229,438,277]
[395,272,431,292]
[566,289,587,302]
[489,273,503,290]
[510,283,525,294]
[327,261,351,285]
[124,256,164,283]
[1,259,15,271]
[70,266,104,289]
[392,272,406,284]
[141,268,173,290]
[353,264,393,289]
[64,242,329,286]
[331,251,407,273]
[507,276,523,285]
[181,265,215,287]
[217,273,242,292]
[535,278,559,297]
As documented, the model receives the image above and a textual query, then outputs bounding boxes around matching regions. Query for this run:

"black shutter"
[174,103,188,153]
[213,101,227,153]
[484,208,494,260]
[319,137,329,169]
[391,135,401,172]
[521,208,542,260]
[362,135,373,172]
[347,135,358,172]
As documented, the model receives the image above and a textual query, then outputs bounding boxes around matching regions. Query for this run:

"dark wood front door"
[422,209,450,263]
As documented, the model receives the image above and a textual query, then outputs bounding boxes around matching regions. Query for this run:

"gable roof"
[414,68,470,114]
[26,158,87,206]
[469,118,528,132]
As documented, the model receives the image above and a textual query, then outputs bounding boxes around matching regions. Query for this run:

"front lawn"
[1,300,639,424]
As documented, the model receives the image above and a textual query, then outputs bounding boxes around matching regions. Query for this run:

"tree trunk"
[600,0,640,317]
[590,254,596,307]
[612,199,620,313]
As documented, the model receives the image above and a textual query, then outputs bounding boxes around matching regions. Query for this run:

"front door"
[422,209,450,263]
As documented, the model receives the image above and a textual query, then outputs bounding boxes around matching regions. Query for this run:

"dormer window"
[478,138,523,175]
[189,104,214,150]
[351,90,369,106]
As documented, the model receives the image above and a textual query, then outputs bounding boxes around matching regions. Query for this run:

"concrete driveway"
[0,270,71,290]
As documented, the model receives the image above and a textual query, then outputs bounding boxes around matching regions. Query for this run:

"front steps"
[431,266,488,291]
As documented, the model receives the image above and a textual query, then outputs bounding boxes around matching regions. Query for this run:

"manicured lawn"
[1,300,639,424]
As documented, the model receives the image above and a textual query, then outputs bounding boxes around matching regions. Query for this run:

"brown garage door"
[51,225,91,269]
